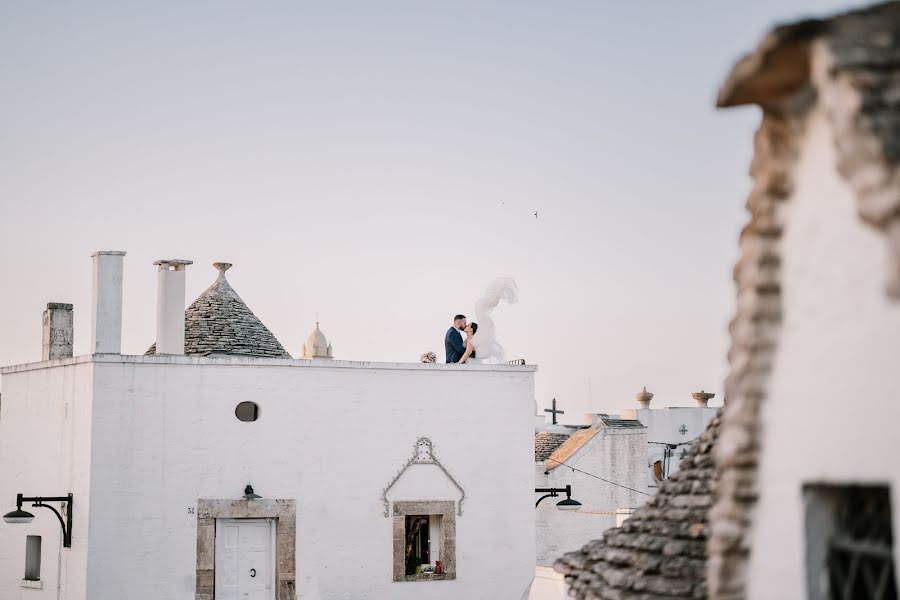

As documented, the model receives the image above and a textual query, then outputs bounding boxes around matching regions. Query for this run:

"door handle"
[250,568,256,578]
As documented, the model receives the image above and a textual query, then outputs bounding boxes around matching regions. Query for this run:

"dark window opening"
[235,401,259,422]
[405,515,430,576]
[24,535,41,581]
[805,484,896,600]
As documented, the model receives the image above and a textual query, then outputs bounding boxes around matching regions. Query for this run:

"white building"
[530,389,716,599]
[0,253,537,600]
[620,387,718,485]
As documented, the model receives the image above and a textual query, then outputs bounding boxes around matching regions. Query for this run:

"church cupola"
[302,322,333,359]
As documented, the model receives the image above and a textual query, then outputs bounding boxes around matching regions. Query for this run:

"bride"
[458,323,480,364]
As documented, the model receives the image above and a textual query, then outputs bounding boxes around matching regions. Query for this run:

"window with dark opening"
[405,515,430,575]
[235,401,259,422]
[805,484,896,600]
[24,535,40,581]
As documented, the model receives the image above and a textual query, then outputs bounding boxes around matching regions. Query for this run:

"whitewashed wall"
[0,357,536,600]
[747,105,900,598]
[622,406,717,484]
[0,360,95,600]
[534,426,646,567]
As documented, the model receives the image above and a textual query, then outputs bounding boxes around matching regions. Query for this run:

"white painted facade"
[746,104,900,598]
[534,423,647,567]
[620,406,718,484]
[0,355,537,600]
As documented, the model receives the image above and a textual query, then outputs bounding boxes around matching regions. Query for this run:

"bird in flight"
[534,211,539,219]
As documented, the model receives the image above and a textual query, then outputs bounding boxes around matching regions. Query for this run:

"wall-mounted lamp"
[535,485,582,511]
[3,493,74,547]
[243,485,261,500]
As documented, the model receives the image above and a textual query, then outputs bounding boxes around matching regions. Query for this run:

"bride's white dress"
[469,278,518,364]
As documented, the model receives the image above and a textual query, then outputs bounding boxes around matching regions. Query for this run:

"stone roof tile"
[535,431,571,461]
[146,263,290,359]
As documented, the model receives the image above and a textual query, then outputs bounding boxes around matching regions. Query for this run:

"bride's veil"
[471,278,518,363]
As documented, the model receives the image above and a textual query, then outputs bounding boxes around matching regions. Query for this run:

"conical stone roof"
[146,262,291,358]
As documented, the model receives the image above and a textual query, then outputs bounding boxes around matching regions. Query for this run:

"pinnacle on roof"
[146,262,291,358]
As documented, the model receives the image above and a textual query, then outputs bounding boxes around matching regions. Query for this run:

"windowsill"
[21,580,42,589]
[398,573,455,582]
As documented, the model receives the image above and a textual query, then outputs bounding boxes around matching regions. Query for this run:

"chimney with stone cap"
[90,251,126,354]
[692,390,715,407]
[154,259,193,354]
[635,386,653,409]
[42,303,74,360]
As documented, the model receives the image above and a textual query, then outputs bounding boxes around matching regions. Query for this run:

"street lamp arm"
[535,485,575,508]
[31,501,67,541]
[16,493,74,548]
[535,493,558,507]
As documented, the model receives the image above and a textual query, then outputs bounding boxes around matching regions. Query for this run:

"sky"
[0,1,862,421]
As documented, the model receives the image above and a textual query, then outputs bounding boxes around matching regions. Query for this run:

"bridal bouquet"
[420,351,437,364]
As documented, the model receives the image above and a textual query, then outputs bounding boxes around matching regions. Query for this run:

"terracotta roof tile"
[544,427,601,471]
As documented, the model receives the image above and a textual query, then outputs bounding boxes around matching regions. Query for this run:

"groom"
[445,314,467,363]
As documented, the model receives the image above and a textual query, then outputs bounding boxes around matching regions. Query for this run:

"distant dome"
[146,262,291,358]
[302,322,333,359]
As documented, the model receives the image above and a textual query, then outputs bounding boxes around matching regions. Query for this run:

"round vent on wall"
[235,401,260,422]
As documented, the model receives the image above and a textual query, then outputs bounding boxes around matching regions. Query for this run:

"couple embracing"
[444,314,480,364]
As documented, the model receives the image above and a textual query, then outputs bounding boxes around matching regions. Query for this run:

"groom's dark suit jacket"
[445,327,465,363]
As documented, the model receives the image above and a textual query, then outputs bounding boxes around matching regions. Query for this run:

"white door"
[215,518,275,600]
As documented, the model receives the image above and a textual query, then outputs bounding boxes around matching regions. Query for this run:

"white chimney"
[154,259,193,355]
[90,251,126,354]
[42,303,74,360]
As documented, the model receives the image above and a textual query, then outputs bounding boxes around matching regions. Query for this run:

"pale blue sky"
[0,1,861,419]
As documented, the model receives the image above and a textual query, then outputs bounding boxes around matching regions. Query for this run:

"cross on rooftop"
[544,398,565,425]
[679,425,688,435]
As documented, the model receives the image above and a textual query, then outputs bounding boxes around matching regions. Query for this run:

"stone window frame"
[195,498,296,600]
[392,500,456,582]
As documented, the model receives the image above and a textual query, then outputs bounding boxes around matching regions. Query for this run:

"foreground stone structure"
[712,3,900,597]
[556,3,900,598]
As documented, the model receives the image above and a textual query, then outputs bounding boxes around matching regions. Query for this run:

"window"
[234,401,259,422]
[392,501,456,582]
[804,484,896,600]
[24,535,41,581]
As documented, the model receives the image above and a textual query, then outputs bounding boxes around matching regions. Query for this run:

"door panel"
[215,519,274,600]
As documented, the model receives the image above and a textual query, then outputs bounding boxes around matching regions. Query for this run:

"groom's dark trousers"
[445,327,465,363]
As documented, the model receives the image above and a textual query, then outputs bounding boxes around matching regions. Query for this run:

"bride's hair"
[469,322,478,334]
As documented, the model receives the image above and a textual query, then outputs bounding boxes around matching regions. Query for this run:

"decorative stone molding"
[392,500,457,582]
[195,498,296,600]
[381,437,465,517]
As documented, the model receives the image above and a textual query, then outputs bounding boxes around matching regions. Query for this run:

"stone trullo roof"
[554,409,721,599]
[534,432,571,461]
[146,262,291,359]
